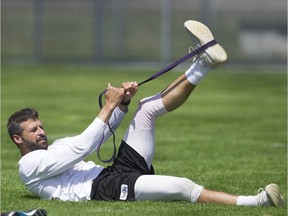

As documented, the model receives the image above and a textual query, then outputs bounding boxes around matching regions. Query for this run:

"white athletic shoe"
[184,20,227,68]
[256,183,284,207]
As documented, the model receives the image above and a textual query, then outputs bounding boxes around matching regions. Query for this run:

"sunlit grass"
[1,65,286,215]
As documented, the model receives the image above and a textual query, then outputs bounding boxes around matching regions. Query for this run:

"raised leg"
[123,19,228,169]
[123,73,198,169]
[161,74,196,112]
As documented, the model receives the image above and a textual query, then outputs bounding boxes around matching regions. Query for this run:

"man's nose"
[37,127,45,135]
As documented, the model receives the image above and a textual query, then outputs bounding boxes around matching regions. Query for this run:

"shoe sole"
[265,183,284,207]
[184,20,227,64]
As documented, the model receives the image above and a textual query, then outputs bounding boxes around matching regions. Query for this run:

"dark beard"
[22,137,48,151]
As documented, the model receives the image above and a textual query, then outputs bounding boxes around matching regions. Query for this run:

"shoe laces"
[188,46,199,62]
[188,44,202,54]
[257,188,269,206]
[188,45,215,69]
[188,45,207,63]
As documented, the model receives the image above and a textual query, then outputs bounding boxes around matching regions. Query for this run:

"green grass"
[1,64,287,215]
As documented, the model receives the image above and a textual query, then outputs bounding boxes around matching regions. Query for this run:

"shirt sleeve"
[19,117,107,181]
[101,107,127,144]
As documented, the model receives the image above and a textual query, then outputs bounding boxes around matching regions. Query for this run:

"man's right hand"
[97,83,125,123]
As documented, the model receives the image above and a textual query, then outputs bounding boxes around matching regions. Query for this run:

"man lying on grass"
[7,20,283,207]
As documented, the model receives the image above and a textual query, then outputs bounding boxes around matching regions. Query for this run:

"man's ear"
[12,135,22,145]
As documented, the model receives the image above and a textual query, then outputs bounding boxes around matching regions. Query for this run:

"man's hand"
[98,83,125,123]
[105,83,125,109]
[121,81,138,103]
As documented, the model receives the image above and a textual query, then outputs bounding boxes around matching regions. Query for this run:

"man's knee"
[137,93,167,117]
[177,177,204,203]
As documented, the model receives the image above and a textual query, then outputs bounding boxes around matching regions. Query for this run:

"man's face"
[17,118,48,151]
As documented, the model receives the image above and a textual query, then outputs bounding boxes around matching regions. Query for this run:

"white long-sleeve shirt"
[18,107,126,201]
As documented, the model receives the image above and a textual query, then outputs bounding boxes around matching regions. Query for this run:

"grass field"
[1,64,287,215]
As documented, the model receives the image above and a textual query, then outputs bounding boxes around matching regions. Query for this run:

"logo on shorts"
[120,184,128,200]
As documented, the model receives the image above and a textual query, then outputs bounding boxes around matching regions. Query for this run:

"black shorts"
[90,140,155,201]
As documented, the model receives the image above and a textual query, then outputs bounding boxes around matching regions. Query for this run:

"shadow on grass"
[22,194,41,200]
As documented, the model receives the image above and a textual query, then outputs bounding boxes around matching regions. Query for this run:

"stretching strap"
[97,39,217,163]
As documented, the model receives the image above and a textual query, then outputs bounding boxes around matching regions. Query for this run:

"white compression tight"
[134,175,203,202]
[123,93,204,202]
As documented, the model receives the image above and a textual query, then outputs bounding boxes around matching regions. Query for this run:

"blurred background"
[2,0,287,66]
[1,2,287,214]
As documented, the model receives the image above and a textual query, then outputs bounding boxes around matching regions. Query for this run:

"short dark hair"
[7,108,39,142]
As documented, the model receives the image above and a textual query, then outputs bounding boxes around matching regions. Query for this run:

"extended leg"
[134,175,284,207]
[134,175,238,204]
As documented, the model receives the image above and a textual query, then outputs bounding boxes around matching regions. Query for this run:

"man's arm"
[19,84,126,181]
[100,81,138,144]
